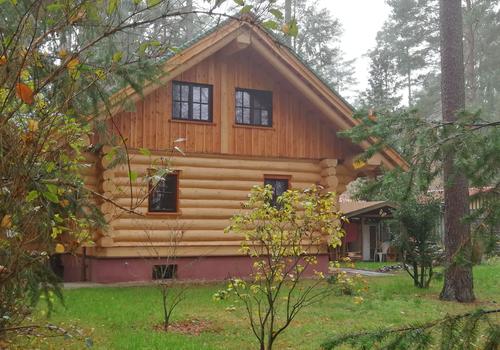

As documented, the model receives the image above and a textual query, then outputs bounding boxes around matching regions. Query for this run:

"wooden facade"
[64,17,406,283]
[110,48,356,160]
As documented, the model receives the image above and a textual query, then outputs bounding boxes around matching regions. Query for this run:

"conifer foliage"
[322,308,500,350]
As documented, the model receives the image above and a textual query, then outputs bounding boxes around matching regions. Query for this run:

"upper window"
[149,172,179,213]
[172,81,212,122]
[264,177,289,207]
[235,88,272,127]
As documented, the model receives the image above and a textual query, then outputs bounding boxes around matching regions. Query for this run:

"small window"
[152,264,177,280]
[149,172,179,212]
[264,177,289,207]
[172,81,213,122]
[235,88,272,127]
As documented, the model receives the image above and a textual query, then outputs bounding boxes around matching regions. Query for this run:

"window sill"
[233,124,275,131]
[169,119,216,126]
[146,211,182,217]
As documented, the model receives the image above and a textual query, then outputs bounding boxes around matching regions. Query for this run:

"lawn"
[14,261,500,350]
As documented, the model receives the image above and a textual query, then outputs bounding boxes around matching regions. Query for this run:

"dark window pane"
[193,86,200,102]
[149,174,178,212]
[261,110,269,126]
[243,108,250,124]
[253,109,261,125]
[181,85,189,100]
[243,92,250,107]
[181,102,189,119]
[201,88,209,103]
[173,102,180,118]
[193,103,201,120]
[201,104,209,120]
[236,108,242,123]
[173,84,180,100]
[236,91,243,106]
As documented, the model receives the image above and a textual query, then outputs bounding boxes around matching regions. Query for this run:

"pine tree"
[291,0,356,93]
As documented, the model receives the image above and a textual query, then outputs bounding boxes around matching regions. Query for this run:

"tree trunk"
[464,0,477,105]
[184,0,194,38]
[438,0,475,303]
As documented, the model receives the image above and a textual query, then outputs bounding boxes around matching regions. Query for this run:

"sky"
[318,0,390,100]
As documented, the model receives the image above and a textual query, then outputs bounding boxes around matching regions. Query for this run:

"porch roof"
[340,201,396,218]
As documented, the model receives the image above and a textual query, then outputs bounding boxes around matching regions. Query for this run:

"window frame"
[263,175,291,207]
[235,88,273,127]
[172,81,213,123]
[148,170,180,214]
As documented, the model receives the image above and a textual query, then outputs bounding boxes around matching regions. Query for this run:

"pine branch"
[322,309,500,350]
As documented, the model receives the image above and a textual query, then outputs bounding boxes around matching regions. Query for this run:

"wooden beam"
[221,32,252,56]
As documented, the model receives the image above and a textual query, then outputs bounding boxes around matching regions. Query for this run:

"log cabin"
[62,16,406,283]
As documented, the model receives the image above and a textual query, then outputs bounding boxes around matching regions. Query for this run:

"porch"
[334,201,398,262]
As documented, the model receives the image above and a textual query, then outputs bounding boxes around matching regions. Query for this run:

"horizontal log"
[124,153,321,173]
[111,229,244,242]
[180,199,244,209]
[111,218,232,230]
[107,188,251,201]
[108,177,315,191]
[110,207,245,220]
[112,165,321,183]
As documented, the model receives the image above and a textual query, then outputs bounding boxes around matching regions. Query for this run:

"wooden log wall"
[94,150,332,257]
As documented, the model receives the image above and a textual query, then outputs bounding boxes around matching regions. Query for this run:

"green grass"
[15,262,500,350]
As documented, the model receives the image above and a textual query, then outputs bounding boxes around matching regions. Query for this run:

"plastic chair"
[376,241,391,262]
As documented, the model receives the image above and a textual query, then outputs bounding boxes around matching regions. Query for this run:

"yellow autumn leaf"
[59,49,68,59]
[55,243,65,254]
[353,158,366,170]
[28,119,39,132]
[60,199,70,207]
[1,215,12,228]
[67,58,79,72]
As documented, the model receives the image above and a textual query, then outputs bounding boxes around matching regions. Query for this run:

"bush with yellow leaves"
[214,185,347,350]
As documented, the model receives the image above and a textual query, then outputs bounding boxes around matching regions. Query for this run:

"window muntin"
[264,177,289,207]
[148,173,178,212]
[172,81,212,122]
[235,89,272,127]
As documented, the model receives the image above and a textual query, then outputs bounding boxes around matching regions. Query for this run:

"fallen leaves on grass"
[154,319,220,336]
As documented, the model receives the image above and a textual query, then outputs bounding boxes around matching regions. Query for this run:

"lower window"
[149,172,179,213]
[264,176,290,207]
[152,264,177,280]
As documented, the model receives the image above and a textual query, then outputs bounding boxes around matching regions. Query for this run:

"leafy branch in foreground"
[1,0,292,341]
[322,308,500,350]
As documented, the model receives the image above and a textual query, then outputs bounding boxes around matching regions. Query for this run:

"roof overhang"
[340,201,397,218]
